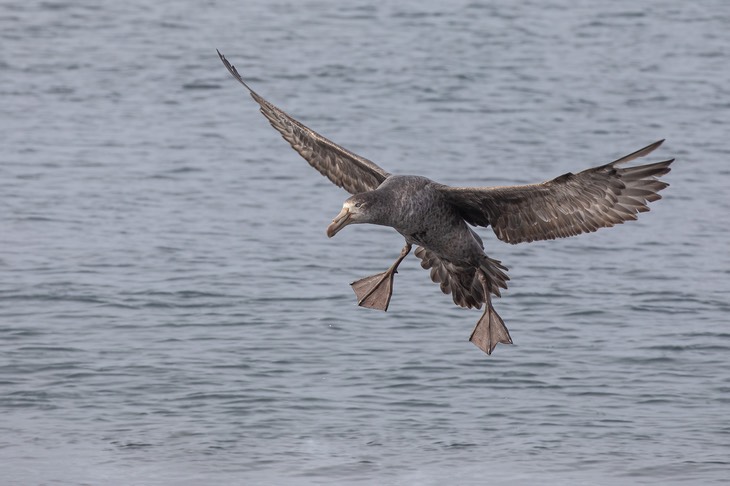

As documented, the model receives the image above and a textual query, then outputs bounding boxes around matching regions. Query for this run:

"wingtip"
[216,50,255,94]
[217,48,230,70]
[644,139,666,153]
[609,139,668,167]
[217,49,233,70]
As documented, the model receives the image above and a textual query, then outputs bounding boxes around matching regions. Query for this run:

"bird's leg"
[350,243,412,312]
[469,270,513,355]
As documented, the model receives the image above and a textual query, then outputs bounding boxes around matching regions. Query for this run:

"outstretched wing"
[438,140,673,244]
[217,50,391,195]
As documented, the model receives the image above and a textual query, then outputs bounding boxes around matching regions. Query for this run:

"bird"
[217,50,673,355]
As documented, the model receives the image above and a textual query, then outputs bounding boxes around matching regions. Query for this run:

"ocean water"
[1,0,729,484]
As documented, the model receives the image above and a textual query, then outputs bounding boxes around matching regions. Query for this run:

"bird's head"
[326,193,379,238]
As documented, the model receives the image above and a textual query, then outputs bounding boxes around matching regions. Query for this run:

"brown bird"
[217,50,673,355]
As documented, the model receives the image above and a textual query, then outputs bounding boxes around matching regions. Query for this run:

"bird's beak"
[326,207,352,238]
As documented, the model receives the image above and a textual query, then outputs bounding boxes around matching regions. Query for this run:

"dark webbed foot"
[469,272,513,355]
[469,302,513,355]
[350,243,412,312]
[351,271,396,311]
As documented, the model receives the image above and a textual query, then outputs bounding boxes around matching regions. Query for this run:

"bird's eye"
[355,202,362,208]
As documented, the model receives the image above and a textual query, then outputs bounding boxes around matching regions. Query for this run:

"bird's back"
[376,176,482,262]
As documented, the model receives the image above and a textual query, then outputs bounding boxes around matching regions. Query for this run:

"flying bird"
[217,50,673,355]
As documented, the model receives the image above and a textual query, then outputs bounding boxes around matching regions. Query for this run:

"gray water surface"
[2,1,729,484]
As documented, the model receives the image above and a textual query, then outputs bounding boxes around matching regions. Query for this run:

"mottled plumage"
[218,51,673,355]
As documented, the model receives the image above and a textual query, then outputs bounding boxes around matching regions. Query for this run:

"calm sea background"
[2,1,729,484]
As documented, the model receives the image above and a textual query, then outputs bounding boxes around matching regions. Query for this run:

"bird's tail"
[415,247,509,309]
[478,255,510,298]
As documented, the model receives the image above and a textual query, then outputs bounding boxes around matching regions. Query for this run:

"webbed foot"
[469,302,513,355]
[351,270,396,311]
[470,274,513,355]
[350,243,412,312]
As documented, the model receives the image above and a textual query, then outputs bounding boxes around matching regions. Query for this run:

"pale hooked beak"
[326,206,352,238]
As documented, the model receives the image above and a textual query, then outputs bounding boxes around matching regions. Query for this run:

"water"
[2,1,729,484]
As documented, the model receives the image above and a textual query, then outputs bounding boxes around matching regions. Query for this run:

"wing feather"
[438,141,673,244]
[217,50,390,195]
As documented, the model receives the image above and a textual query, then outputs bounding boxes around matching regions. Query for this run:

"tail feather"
[479,256,510,297]
[415,247,509,308]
